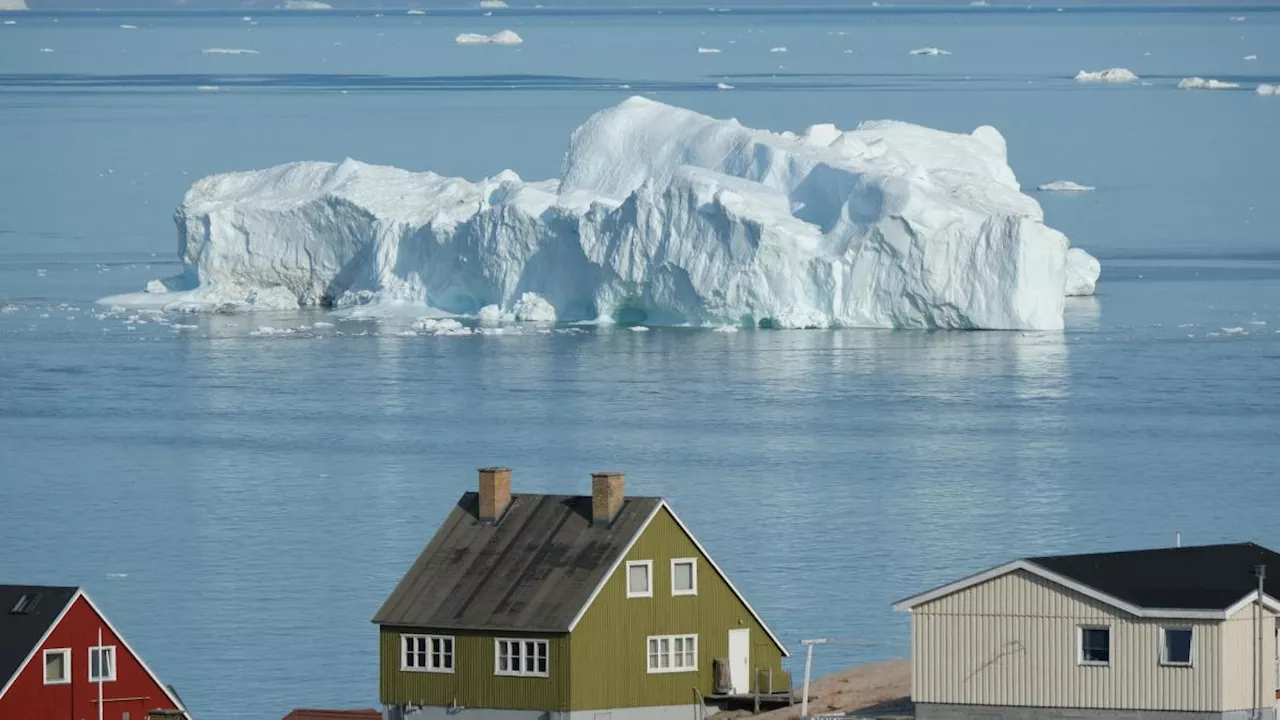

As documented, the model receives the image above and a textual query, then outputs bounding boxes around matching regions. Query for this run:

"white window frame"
[626,560,653,599]
[42,648,71,685]
[494,638,549,677]
[647,634,698,674]
[89,645,117,682]
[1160,626,1194,667]
[670,558,698,596]
[401,633,455,673]
[1077,625,1110,667]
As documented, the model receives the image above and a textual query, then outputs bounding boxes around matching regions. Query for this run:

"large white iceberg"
[1178,77,1240,90]
[455,30,522,45]
[1074,68,1139,83]
[1065,247,1101,297]
[105,97,1099,328]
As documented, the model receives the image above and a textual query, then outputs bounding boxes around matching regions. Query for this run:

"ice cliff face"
[113,97,1099,329]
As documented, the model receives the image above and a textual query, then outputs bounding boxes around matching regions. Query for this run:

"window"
[1161,627,1193,666]
[647,634,697,673]
[671,558,697,596]
[626,560,653,598]
[43,649,70,685]
[1078,626,1110,666]
[495,639,549,677]
[401,634,454,673]
[89,645,116,682]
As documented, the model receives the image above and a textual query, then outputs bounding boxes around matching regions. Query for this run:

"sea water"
[1,6,1278,719]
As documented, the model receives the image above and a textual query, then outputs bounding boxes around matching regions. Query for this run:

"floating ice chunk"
[1221,326,1246,334]
[1229,15,1245,21]
[105,573,129,579]
[1247,320,1267,326]
[970,0,989,6]
[145,278,169,293]
[312,321,335,328]
[1258,84,1279,95]
[711,325,739,332]
[243,15,252,20]
[119,24,137,29]
[114,97,1095,330]
[250,325,297,336]
[770,46,787,53]
[513,292,557,323]
[1065,248,1101,297]
[909,47,951,56]
[407,9,425,14]
[202,47,260,55]
[1243,55,1257,60]
[698,47,721,54]
[628,325,650,332]
[280,0,334,8]
[1038,180,1095,192]
[1178,77,1239,90]
[197,85,220,92]
[39,47,54,53]
[3,20,16,25]
[480,0,508,7]
[716,82,734,90]
[1074,68,1139,83]
[456,30,523,45]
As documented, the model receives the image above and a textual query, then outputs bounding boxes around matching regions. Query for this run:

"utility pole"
[799,638,827,720]
[1255,565,1266,720]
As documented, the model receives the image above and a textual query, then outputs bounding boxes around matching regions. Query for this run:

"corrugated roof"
[0,585,78,693]
[1029,542,1280,610]
[373,492,662,632]
[282,710,380,720]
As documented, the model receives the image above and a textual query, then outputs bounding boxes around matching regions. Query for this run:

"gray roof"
[373,492,663,632]
[0,585,78,690]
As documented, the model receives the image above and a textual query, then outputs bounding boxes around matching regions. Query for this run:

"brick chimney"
[591,472,625,527]
[478,467,512,523]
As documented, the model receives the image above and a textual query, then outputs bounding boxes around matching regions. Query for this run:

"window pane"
[660,638,670,668]
[104,647,113,676]
[1165,628,1192,663]
[91,649,101,678]
[674,562,694,591]
[45,652,65,681]
[1082,628,1109,663]
[629,564,650,594]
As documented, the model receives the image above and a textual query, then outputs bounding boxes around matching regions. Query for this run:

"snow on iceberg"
[456,30,523,45]
[1074,68,1138,83]
[1065,248,1100,297]
[105,97,1098,330]
[1038,180,1095,192]
[1178,77,1239,90]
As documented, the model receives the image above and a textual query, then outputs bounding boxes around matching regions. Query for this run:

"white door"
[728,628,750,694]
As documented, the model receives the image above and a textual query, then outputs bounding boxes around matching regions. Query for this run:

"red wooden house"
[0,585,192,720]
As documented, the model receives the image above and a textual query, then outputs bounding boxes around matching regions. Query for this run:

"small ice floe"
[40,47,55,53]
[413,318,472,336]
[716,82,734,90]
[628,325,651,332]
[770,46,787,53]
[1037,180,1095,192]
[970,0,989,6]
[698,47,721,54]
[197,85,220,92]
[407,8,426,14]
[1243,55,1257,60]
[3,20,17,25]
[711,325,740,333]
[313,321,335,328]
[106,573,129,579]
[455,30,522,45]
[1221,327,1246,334]
[909,47,951,56]
[249,326,297,336]
[1247,320,1267,326]
[1074,68,1139,83]
[480,0,509,7]
[119,24,138,29]
[202,47,260,55]
[170,324,198,330]
[1258,84,1279,95]
[1229,15,1245,22]
[243,15,252,21]
[1178,77,1239,90]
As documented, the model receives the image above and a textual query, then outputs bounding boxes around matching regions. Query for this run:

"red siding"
[0,595,185,720]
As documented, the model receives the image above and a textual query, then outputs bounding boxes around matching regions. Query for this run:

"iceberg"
[280,0,332,8]
[0,0,28,9]
[1178,77,1240,90]
[1065,248,1100,297]
[202,48,260,55]
[1037,180,1095,192]
[1258,84,1279,96]
[105,97,1098,330]
[479,0,508,7]
[697,47,721,54]
[1074,68,1138,83]
[909,47,951,56]
[455,30,523,45]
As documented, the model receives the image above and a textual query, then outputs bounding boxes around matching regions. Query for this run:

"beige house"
[895,542,1280,720]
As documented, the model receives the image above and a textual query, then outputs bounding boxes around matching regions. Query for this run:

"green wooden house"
[372,467,790,720]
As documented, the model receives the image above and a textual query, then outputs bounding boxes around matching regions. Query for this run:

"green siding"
[567,507,788,711]
[379,627,570,711]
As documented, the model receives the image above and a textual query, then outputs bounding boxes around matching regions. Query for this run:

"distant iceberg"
[909,47,951,56]
[1178,77,1239,90]
[1257,84,1279,95]
[279,0,332,8]
[479,0,508,7]
[0,0,28,9]
[697,47,721,54]
[1074,68,1138,83]
[456,30,523,45]
[770,46,787,53]
[202,47,260,55]
[105,98,1098,329]
[1038,180,1095,192]
[715,82,734,90]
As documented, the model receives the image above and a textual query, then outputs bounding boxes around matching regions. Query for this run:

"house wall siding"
[567,507,788,711]
[1220,602,1277,711]
[910,570,1223,711]
[379,628,570,711]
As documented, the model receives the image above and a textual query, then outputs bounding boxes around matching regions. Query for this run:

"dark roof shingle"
[1030,542,1280,610]
[0,585,78,688]
[373,493,662,632]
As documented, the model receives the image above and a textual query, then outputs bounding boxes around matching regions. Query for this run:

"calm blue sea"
[2,5,1279,719]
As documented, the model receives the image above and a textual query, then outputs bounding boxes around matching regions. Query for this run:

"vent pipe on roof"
[591,472,625,528]
[478,467,512,524]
